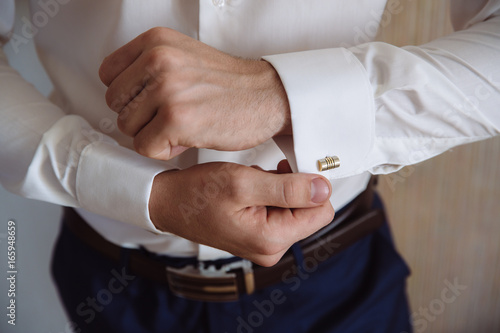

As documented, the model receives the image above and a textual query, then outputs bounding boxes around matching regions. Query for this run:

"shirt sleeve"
[264,0,500,178]
[0,44,174,234]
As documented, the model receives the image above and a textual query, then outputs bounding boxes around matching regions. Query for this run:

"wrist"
[259,60,292,137]
[149,169,179,233]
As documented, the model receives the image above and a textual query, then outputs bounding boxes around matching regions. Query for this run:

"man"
[0,0,499,332]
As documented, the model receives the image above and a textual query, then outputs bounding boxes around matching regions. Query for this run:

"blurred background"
[0,0,499,332]
[0,0,67,332]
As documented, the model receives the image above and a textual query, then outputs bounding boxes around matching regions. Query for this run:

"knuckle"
[116,111,134,137]
[98,65,110,86]
[316,203,335,227]
[145,46,168,68]
[161,105,191,129]
[151,74,173,98]
[281,178,296,206]
[133,137,152,157]
[148,26,164,36]
[255,253,282,268]
[259,244,281,257]
[105,89,128,112]
[143,52,185,96]
[145,46,182,72]
[252,235,285,257]
[146,71,168,91]
[327,205,335,221]
[142,27,169,44]
[228,168,252,202]
[104,89,117,109]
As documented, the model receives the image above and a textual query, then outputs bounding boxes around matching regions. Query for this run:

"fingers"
[250,165,266,172]
[249,169,332,208]
[99,27,183,87]
[104,58,164,137]
[152,145,190,161]
[245,249,288,268]
[267,202,334,240]
[104,52,150,113]
[150,162,335,268]
[116,93,158,137]
[284,202,335,233]
[277,159,292,174]
[99,34,145,87]
[133,114,190,160]
[240,202,334,267]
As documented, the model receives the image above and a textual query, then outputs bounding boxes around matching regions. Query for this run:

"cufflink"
[317,156,340,171]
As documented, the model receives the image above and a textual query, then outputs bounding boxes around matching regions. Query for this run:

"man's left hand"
[99,27,291,160]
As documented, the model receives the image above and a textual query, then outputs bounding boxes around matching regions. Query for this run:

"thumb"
[251,170,332,208]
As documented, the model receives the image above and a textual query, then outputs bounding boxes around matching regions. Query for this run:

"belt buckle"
[166,259,255,302]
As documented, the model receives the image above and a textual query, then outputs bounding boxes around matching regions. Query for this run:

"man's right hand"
[149,162,334,267]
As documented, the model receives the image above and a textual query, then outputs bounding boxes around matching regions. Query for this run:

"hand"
[149,162,334,267]
[99,27,291,160]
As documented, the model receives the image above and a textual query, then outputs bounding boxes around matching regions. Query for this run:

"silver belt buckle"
[166,259,255,302]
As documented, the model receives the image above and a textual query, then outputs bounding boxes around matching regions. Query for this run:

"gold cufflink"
[317,156,340,171]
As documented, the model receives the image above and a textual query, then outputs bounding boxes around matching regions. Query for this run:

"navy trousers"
[51,194,412,333]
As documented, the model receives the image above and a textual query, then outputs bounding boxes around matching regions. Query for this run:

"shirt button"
[212,0,225,7]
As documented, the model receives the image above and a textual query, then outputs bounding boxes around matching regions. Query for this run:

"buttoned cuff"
[76,141,173,234]
[263,48,374,179]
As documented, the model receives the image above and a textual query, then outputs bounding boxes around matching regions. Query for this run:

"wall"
[0,1,69,332]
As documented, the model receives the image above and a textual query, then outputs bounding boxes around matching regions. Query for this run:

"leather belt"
[62,177,384,302]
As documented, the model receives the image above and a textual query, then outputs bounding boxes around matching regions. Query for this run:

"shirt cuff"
[263,48,374,178]
[76,141,173,233]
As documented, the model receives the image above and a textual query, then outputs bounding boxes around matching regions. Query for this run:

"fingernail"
[311,178,330,203]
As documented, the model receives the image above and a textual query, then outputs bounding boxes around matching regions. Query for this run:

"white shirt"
[0,0,499,260]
